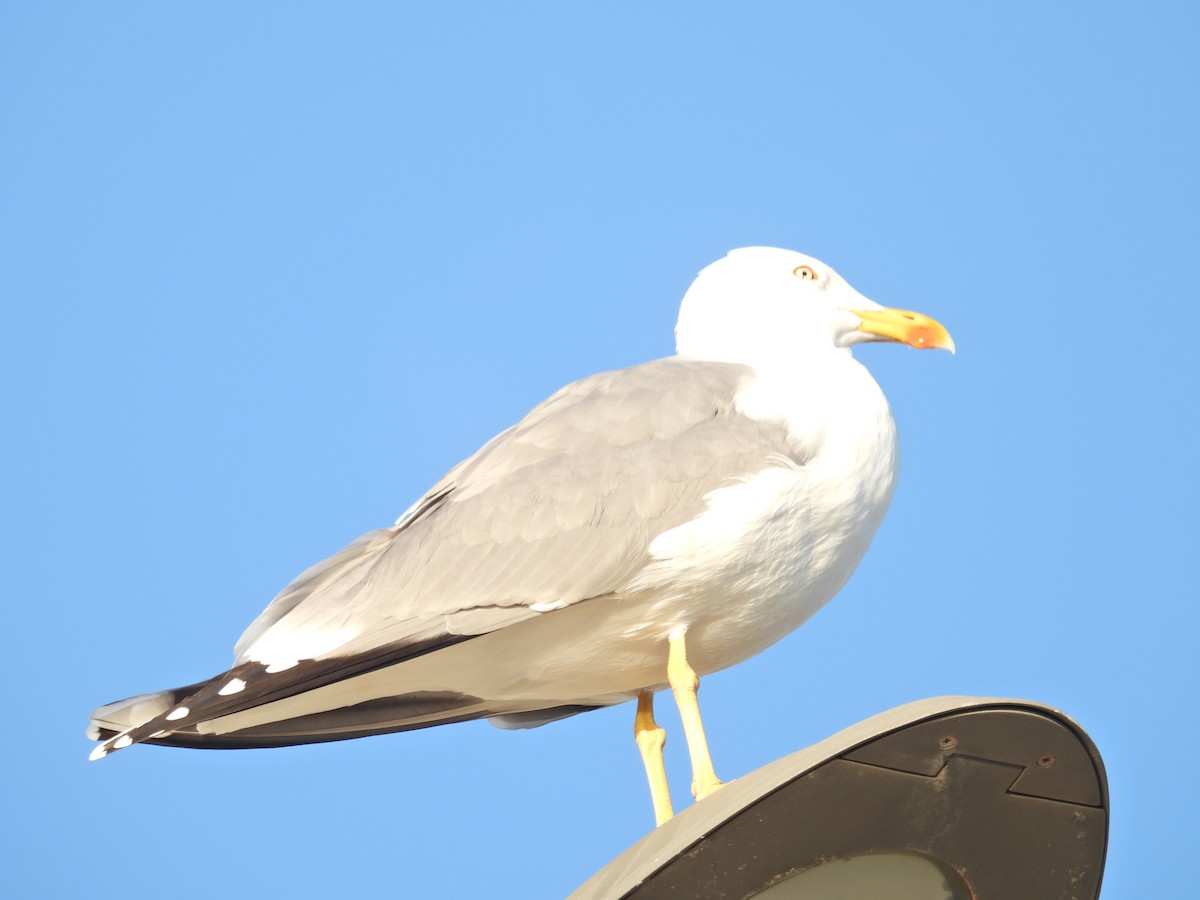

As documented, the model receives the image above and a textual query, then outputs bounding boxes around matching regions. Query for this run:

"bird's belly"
[616,463,888,669]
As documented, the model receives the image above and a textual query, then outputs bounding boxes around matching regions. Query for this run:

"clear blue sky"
[4,3,1196,897]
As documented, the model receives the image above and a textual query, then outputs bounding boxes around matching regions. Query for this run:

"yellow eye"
[793,265,818,281]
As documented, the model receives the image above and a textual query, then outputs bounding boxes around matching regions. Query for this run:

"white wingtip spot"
[217,677,247,696]
[530,600,567,613]
[85,725,101,741]
[165,706,189,721]
[113,734,133,750]
[246,627,354,670]
[88,744,108,761]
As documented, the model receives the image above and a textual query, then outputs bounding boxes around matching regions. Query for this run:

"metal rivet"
[937,736,957,750]
[1037,754,1056,768]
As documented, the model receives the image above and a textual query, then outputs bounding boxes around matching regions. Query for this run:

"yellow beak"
[851,307,956,353]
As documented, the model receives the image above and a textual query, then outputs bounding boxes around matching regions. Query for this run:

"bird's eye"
[793,265,818,281]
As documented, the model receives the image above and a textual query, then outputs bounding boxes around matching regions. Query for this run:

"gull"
[87,247,953,825]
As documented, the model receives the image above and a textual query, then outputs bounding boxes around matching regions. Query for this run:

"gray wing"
[233,357,801,663]
[88,357,808,755]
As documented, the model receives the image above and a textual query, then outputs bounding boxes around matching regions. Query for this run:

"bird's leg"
[634,690,674,827]
[667,629,724,800]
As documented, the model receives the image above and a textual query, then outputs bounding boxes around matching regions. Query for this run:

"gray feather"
[234,357,800,670]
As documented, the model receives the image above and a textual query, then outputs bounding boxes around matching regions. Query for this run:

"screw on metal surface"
[1037,754,1056,768]
[937,736,957,750]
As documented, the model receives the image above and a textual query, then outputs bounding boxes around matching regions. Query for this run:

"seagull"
[87,247,953,826]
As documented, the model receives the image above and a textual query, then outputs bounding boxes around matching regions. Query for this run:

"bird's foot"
[692,775,725,801]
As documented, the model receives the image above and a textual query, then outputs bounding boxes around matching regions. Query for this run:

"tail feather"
[85,632,473,760]
[86,623,623,759]
[87,689,494,752]
[87,667,612,756]
[87,681,208,742]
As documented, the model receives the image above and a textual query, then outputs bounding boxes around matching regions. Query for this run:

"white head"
[675,247,953,367]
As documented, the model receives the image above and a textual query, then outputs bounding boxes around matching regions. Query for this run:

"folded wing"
[89,358,804,756]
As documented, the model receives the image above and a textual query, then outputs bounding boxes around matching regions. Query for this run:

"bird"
[87,246,953,826]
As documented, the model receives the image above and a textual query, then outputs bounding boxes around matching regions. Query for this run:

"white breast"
[622,355,900,676]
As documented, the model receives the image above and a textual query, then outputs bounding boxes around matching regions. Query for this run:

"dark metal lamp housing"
[573,696,1107,900]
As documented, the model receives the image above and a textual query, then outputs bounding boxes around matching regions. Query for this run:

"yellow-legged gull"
[87,247,954,825]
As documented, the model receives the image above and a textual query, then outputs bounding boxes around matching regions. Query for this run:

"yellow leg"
[668,629,724,800]
[634,690,674,826]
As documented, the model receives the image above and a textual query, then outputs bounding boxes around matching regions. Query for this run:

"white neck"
[732,353,899,509]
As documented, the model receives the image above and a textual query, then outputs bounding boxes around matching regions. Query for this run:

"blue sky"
[3,3,1196,896]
